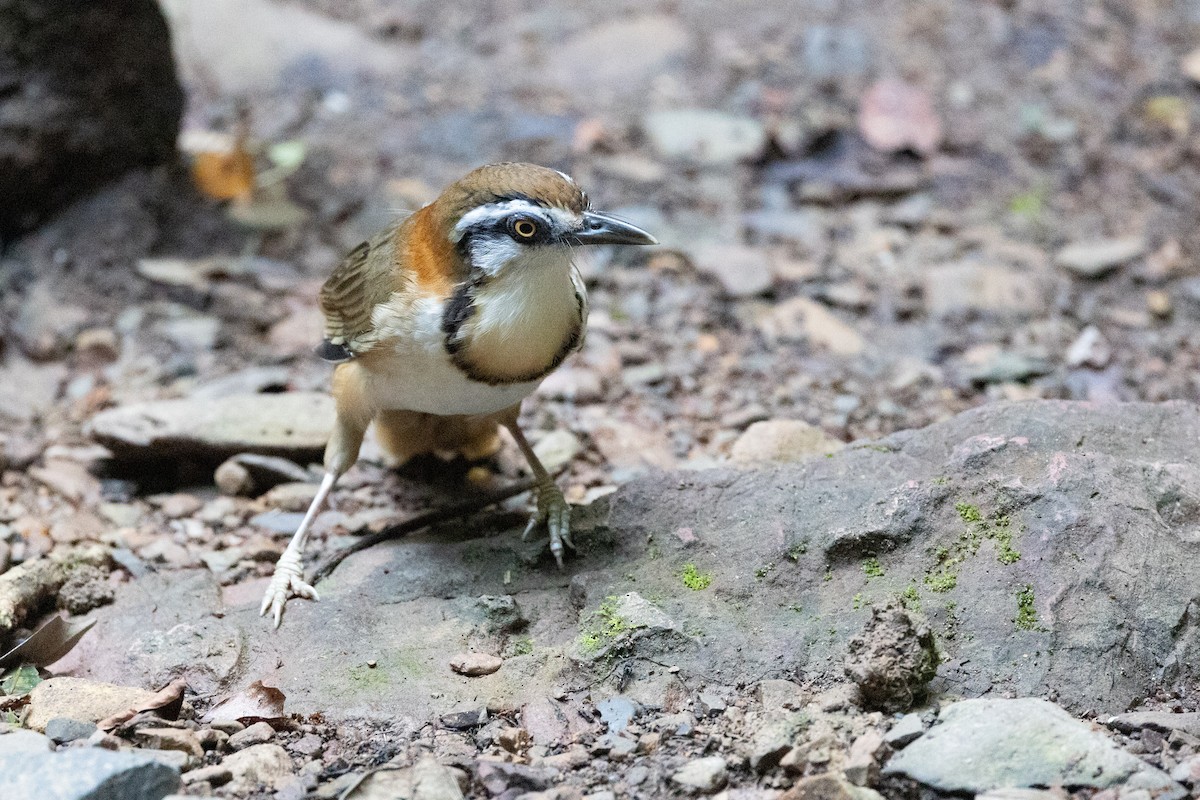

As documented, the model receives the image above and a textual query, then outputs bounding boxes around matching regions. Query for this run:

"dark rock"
[0,747,180,800]
[66,402,1200,720]
[43,717,98,745]
[844,603,938,712]
[0,0,183,235]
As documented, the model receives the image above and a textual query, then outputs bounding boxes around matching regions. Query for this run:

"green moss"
[1015,584,1043,631]
[862,558,884,579]
[932,476,951,486]
[851,593,868,610]
[924,570,957,593]
[510,637,534,656]
[900,584,921,611]
[681,563,713,591]
[577,595,632,653]
[955,502,983,523]
[823,568,833,582]
[787,604,803,613]
[786,541,809,561]
[756,562,777,580]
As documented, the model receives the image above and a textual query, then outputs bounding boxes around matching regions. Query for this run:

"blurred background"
[2,0,1199,489]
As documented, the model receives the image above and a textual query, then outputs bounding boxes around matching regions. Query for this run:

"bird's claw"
[522,481,573,567]
[260,548,319,628]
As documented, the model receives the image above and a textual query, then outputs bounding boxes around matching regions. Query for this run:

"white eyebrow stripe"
[451,200,581,242]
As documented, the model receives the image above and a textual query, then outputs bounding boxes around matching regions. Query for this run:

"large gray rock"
[883,698,1182,796]
[65,402,1200,721]
[0,747,180,800]
[86,393,334,461]
[0,0,183,235]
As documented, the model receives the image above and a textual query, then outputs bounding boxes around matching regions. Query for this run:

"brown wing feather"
[317,220,403,360]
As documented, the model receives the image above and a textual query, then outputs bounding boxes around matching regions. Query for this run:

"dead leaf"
[98,677,187,731]
[203,680,286,726]
[858,78,943,156]
[0,615,96,668]
[0,665,41,697]
[191,138,256,201]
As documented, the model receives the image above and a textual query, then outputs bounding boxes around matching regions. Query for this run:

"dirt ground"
[4,1,1200,798]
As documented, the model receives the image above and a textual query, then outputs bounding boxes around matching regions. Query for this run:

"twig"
[309,477,538,584]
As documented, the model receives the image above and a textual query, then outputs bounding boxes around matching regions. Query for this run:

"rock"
[596,696,638,734]
[58,563,115,614]
[923,263,1048,318]
[644,110,767,166]
[340,755,464,800]
[86,393,334,460]
[1106,711,1200,738]
[0,357,66,424]
[780,772,885,800]
[0,0,182,235]
[262,482,320,512]
[691,244,774,297]
[883,698,1182,796]
[228,720,275,750]
[475,760,558,794]
[843,730,886,785]
[222,743,293,789]
[159,0,410,94]
[29,459,101,504]
[858,79,942,155]
[1066,326,1112,369]
[532,431,583,475]
[74,328,121,362]
[215,459,255,496]
[0,747,180,800]
[1055,237,1146,278]
[747,712,807,772]
[672,756,728,794]
[521,698,570,748]
[697,691,727,716]
[158,494,202,519]
[757,297,866,356]
[67,402,1200,721]
[844,603,938,713]
[25,677,157,732]
[756,679,805,710]
[182,764,233,787]
[12,286,91,360]
[731,420,843,466]
[0,727,54,753]
[545,15,686,96]
[803,25,872,79]
[449,652,502,677]
[537,367,605,404]
[964,351,1052,385]
[135,727,204,758]
[883,714,925,748]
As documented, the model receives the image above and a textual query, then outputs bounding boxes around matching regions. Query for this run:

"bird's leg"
[502,419,572,567]
[261,411,366,627]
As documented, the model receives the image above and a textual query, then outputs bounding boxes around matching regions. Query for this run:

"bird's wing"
[316,221,402,362]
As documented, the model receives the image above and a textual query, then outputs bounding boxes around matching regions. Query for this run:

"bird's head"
[431,163,657,278]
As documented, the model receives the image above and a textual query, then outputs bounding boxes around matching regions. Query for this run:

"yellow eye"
[512,219,538,239]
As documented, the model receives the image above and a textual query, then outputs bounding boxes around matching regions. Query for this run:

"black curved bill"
[569,211,658,246]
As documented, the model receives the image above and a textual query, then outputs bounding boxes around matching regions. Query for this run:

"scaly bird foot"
[522,481,574,567]
[260,548,319,628]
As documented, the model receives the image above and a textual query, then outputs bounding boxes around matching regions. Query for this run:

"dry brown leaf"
[192,148,256,201]
[0,615,96,668]
[202,679,286,726]
[98,677,187,731]
[858,78,943,156]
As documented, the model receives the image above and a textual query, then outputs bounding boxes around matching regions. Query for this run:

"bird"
[260,162,657,627]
